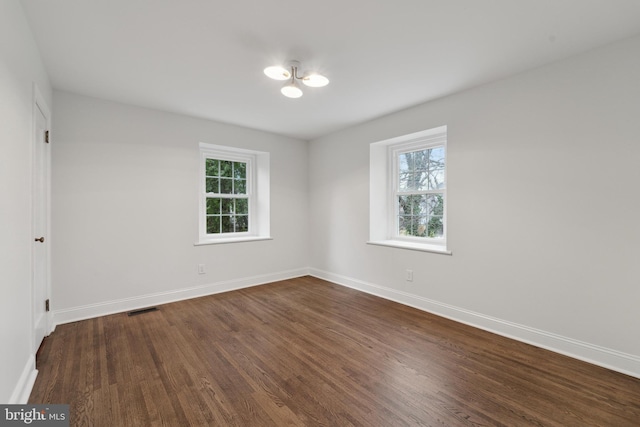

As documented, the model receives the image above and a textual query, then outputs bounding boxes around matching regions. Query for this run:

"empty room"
[2,0,640,425]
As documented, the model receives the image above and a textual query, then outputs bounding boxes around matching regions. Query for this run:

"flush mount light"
[264,60,329,98]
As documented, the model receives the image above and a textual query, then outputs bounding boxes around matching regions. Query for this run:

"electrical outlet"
[198,264,206,274]
[406,269,413,282]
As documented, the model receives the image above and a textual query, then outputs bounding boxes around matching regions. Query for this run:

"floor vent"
[127,307,158,316]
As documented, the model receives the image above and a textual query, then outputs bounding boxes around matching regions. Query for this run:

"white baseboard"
[53,268,309,327]
[9,356,38,404]
[309,268,640,379]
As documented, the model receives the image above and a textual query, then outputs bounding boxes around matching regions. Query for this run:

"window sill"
[194,236,273,246]
[367,240,452,255]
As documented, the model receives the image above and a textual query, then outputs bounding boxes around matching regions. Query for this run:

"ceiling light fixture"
[264,60,329,98]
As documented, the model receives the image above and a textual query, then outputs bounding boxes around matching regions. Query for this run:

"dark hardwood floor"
[30,276,640,426]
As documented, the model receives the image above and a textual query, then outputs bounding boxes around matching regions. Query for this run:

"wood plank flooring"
[30,276,640,426]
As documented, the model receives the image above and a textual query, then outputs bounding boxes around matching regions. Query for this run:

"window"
[204,158,249,234]
[197,143,270,245]
[394,144,445,239]
[369,126,450,254]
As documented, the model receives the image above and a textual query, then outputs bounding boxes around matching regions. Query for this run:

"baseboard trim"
[53,268,309,327]
[309,268,640,379]
[9,356,38,404]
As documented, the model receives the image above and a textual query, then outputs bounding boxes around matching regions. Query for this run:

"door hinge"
[45,299,50,312]
[45,130,50,143]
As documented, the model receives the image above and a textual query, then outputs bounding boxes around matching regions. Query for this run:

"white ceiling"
[21,0,640,140]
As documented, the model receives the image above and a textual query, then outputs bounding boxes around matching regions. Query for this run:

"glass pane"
[221,198,234,214]
[221,215,234,233]
[428,168,445,190]
[206,178,219,193]
[416,216,428,237]
[399,172,411,191]
[399,153,411,173]
[419,195,435,217]
[427,147,445,190]
[399,195,445,238]
[220,178,233,194]
[416,195,427,216]
[220,160,233,178]
[400,195,423,216]
[398,150,429,191]
[415,169,429,191]
[418,173,427,191]
[236,198,248,215]
[236,215,248,232]
[205,159,219,177]
[429,146,445,165]
[400,148,446,191]
[234,179,246,194]
[206,216,220,234]
[398,215,411,236]
[424,194,444,216]
[398,196,409,215]
[427,216,444,238]
[206,198,221,215]
[411,171,422,191]
[414,150,428,173]
[411,216,422,236]
[233,162,246,179]
[414,150,429,191]
[399,152,417,191]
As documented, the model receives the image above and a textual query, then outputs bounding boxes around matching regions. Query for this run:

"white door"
[33,94,50,353]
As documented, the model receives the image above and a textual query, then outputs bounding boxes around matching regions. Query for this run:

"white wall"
[0,0,52,403]
[51,92,309,323]
[309,35,640,377]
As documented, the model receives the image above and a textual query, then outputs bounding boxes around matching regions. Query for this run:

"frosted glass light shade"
[264,66,291,80]
[281,82,303,98]
[302,73,329,87]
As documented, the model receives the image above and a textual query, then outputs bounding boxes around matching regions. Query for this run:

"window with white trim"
[204,158,249,234]
[369,126,450,254]
[394,142,445,240]
[197,143,270,245]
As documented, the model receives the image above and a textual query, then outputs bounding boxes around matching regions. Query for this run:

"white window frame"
[196,143,271,245]
[368,126,451,255]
